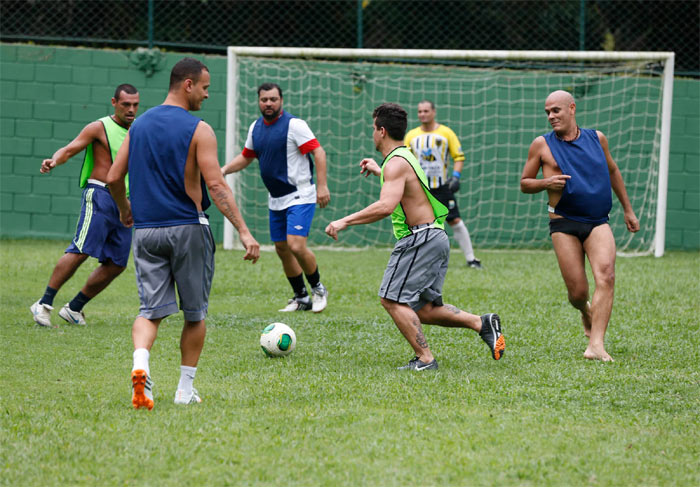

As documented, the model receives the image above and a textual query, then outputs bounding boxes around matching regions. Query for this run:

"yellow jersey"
[404,124,465,189]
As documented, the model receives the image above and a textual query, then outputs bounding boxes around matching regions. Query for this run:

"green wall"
[0,44,229,241]
[1,44,698,250]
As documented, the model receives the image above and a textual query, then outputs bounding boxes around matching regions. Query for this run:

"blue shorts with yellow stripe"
[65,182,132,267]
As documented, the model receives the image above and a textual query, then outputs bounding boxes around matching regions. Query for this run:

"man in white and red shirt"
[222,83,330,312]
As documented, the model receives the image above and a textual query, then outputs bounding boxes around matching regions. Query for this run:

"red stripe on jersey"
[299,139,320,155]
[242,147,257,158]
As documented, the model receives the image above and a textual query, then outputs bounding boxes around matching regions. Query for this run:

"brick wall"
[0,44,227,240]
[1,43,698,249]
[666,78,700,249]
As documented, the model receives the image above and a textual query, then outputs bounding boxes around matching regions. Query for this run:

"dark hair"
[373,103,408,141]
[114,83,138,100]
[169,57,209,91]
[418,99,435,110]
[257,82,283,98]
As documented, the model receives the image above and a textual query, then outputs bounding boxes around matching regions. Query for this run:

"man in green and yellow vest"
[30,84,140,328]
[325,103,505,371]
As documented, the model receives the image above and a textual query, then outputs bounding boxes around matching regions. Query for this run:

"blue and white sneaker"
[30,300,54,327]
[58,303,87,326]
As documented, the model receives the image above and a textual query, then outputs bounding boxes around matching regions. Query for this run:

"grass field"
[1,239,698,486]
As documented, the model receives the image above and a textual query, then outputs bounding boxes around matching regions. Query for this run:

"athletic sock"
[39,286,58,307]
[177,365,197,395]
[451,220,476,262]
[305,267,321,289]
[133,348,150,376]
[68,291,91,312]
[287,273,308,299]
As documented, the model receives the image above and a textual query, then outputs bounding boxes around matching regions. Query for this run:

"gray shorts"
[379,227,450,311]
[132,221,215,321]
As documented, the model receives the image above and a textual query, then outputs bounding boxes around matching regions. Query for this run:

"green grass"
[1,239,698,486]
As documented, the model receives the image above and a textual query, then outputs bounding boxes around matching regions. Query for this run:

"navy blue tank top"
[544,128,612,224]
[127,105,211,228]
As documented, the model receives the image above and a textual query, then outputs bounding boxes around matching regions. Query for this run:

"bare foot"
[581,301,592,338]
[583,346,614,362]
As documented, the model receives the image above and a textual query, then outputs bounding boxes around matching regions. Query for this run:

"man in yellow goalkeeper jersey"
[405,100,481,268]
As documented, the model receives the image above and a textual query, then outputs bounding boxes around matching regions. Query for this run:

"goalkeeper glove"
[447,170,461,193]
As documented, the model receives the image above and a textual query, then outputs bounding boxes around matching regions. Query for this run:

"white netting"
[227,51,669,253]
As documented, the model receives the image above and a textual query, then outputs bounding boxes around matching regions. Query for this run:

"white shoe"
[278,296,312,312]
[30,300,53,327]
[174,388,202,405]
[311,284,328,313]
[58,303,87,326]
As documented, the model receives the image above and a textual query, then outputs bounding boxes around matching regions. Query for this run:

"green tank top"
[79,115,129,194]
[380,146,448,240]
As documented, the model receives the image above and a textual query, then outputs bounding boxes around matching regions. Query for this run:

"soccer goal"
[224,47,674,257]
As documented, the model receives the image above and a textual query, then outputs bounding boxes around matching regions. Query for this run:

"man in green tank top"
[326,103,505,370]
[30,84,140,328]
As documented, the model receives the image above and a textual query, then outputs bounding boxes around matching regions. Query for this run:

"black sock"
[69,291,91,312]
[287,273,308,298]
[305,267,320,289]
[39,286,58,307]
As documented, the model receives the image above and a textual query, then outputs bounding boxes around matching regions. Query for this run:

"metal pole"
[357,0,363,49]
[148,0,154,49]
[579,0,585,50]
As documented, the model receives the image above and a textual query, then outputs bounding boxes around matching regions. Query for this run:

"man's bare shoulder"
[193,119,214,137]
[82,119,107,137]
[530,134,548,149]
[383,155,410,174]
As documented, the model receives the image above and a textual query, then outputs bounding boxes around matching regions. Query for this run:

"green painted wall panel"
[0,44,698,250]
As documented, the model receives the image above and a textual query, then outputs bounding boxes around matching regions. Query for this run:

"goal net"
[224,48,673,256]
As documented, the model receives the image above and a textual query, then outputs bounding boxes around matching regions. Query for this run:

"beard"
[261,107,281,121]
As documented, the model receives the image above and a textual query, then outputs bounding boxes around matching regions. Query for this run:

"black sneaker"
[479,313,505,360]
[278,296,312,312]
[397,356,439,371]
[467,259,482,269]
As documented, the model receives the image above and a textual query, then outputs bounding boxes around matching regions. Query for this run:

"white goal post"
[224,47,674,257]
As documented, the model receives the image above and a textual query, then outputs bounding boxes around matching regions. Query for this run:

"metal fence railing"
[1,0,698,76]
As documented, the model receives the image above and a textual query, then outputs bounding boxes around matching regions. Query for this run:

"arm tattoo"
[211,187,241,229]
[444,304,461,315]
[411,315,428,349]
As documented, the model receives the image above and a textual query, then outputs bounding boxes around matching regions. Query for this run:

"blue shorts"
[65,183,132,267]
[269,203,316,242]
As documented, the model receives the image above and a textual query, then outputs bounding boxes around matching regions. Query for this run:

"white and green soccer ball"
[260,322,296,357]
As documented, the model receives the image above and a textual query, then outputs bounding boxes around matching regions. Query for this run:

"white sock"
[451,220,476,262]
[177,365,197,395]
[133,348,150,376]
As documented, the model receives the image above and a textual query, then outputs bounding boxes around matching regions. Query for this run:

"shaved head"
[546,90,575,106]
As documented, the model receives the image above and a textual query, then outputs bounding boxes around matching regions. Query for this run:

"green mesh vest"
[79,115,129,194]
[380,146,448,240]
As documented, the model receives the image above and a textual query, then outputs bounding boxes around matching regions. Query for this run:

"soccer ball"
[260,322,296,357]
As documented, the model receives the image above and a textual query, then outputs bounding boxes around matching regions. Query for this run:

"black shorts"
[429,185,460,222]
[549,217,605,243]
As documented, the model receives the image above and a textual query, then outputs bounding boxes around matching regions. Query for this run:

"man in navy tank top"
[520,90,639,362]
[222,83,330,314]
[108,58,260,409]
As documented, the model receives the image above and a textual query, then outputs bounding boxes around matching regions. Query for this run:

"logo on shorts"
[294,225,304,230]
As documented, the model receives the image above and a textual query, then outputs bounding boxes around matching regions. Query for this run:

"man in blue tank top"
[520,90,639,362]
[108,58,260,409]
[30,84,139,328]
[325,103,505,371]
[222,83,330,314]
